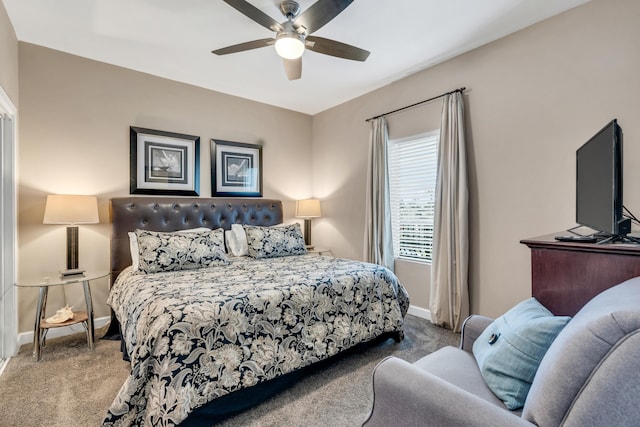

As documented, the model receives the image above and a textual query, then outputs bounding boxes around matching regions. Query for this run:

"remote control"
[554,235,598,243]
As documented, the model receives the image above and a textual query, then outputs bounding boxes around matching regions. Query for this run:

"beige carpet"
[0,325,129,427]
[0,316,458,426]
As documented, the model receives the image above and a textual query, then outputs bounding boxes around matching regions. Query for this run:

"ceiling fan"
[212,0,370,80]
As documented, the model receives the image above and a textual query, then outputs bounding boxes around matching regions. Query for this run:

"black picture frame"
[130,126,200,196]
[211,139,262,197]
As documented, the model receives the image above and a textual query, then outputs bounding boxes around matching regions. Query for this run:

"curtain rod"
[365,87,466,122]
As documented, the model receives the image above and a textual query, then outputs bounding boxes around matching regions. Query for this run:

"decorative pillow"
[244,223,307,259]
[472,298,571,410]
[224,230,235,255]
[231,223,249,256]
[135,228,228,273]
[225,224,249,256]
[129,227,212,271]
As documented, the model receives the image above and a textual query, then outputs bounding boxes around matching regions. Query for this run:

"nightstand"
[16,271,108,361]
[307,247,332,256]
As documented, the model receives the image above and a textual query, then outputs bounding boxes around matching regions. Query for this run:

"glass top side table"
[16,271,109,361]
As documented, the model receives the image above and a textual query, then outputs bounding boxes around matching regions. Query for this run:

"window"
[388,130,439,263]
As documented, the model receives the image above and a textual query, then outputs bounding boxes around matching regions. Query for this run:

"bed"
[103,197,409,426]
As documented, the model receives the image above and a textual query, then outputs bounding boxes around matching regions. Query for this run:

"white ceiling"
[3,0,590,115]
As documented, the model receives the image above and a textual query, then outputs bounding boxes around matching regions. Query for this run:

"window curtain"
[364,117,395,271]
[429,92,469,332]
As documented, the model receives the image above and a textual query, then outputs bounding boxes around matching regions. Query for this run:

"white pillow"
[224,230,236,255]
[128,232,140,271]
[224,224,249,257]
[231,224,249,256]
[128,227,212,271]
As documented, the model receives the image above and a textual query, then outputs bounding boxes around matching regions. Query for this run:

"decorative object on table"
[45,305,74,324]
[130,126,200,196]
[210,139,262,197]
[296,199,321,249]
[43,194,99,277]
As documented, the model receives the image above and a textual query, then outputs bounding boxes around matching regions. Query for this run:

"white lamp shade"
[275,34,305,59]
[296,199,322,218]
[43,195,99,224]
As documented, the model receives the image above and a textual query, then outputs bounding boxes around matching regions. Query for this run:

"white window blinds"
[388,131,439,263]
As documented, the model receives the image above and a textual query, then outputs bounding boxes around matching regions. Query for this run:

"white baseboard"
[0,357,9,377]
[17,316,111,347]
[407,305,432,321]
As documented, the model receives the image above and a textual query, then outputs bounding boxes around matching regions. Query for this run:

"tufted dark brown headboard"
[110,197,283,284]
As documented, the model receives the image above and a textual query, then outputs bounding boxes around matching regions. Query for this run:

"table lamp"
[43,194,99,277]
[295,199,321,249]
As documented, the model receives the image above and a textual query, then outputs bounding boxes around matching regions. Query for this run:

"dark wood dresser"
[521,233,640,316]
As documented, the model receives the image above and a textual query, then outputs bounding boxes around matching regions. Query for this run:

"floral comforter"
[104,254,409,426]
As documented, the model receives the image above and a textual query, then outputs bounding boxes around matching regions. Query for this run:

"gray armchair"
[363,277,640,426]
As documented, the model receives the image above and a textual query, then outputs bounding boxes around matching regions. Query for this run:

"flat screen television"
[575,119,630,240]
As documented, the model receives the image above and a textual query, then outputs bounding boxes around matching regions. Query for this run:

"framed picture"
[211,139,262,197]
[130,126,200,196]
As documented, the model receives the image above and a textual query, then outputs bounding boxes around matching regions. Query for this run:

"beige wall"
[17,43,313,332]
[0,1,18,104]
[312,0,640,317]
[14,0,640,331]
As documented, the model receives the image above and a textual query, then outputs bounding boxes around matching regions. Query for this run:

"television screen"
[575,119,626,237]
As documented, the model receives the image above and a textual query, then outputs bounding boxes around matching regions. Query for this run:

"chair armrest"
[363,356,530,427]
[460,314,494,352]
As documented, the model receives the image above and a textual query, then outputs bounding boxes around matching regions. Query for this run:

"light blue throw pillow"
[472,298,570,410]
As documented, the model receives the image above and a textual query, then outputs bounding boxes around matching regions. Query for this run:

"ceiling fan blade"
[282,57,302,80]
[222,0,284,32]
[294,0,354,34]
[306,36,369,61]
[212,38,274,55]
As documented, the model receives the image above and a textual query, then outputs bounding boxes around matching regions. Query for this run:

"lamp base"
[67,225,80,271]
[304,218,312,247]
[59,268,85,278]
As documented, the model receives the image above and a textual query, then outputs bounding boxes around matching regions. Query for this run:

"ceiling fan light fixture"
[275,33,305,59]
